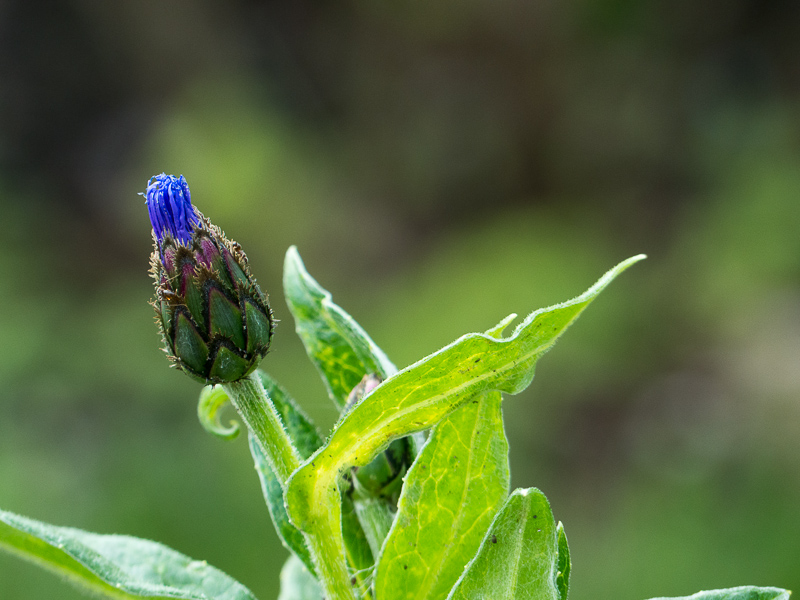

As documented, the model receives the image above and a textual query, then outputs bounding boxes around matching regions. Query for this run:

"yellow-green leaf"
[285,255,644,537]
[283,246,395,410]
[375,390,509,600]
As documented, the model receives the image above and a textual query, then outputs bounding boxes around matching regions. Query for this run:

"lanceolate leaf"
[282,248,425,476]
[555,522,571,600]
[283,246,420,576]
[340,492,376,576]
[375,390,509,600]
[374,313,517,600]
[283,245,395,410]
[445,488,561,600]
[645,588,791,600]
[0,509,258,600]
[285,255,644,536]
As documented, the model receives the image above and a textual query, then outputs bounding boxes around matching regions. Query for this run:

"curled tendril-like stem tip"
[197,385,241,440]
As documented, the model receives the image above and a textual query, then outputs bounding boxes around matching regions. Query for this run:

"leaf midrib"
[504,496,529,600]
[307,313,582,525]
[336,326,558,469]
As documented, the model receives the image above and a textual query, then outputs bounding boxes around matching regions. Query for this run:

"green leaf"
[285,255,644,534]
[0,508,258,600]
[197,384,241,440]
[277,555,324,600]
[374,390,509,600]
[351,494,394,560]
[283,246,419,577]
[283,245,395,410]
[340,492,376,576]
[645,587,792,600]
[445,488,560,600]
[555,522,571,600]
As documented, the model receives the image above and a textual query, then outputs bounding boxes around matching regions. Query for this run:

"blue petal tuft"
[144,173,199,244]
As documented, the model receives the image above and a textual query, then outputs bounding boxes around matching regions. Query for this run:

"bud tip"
[143,173,199,245]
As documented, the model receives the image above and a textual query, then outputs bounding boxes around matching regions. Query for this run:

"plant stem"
[223,373,300,484]
[223,373,361,600]
[304,513,364,600]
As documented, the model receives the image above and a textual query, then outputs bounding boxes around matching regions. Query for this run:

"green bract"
[0,238,792,600]
[150,217,274,384]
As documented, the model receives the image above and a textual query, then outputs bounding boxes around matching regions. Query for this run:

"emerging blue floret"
[144,173,199,245]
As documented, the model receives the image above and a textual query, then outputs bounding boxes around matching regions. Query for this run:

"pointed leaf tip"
[645,587,791,600]
[446,487,561,600]
[286,254,646,535]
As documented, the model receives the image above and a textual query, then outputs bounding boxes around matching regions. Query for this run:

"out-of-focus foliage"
[0,509,259,600]
[0,1,798,599]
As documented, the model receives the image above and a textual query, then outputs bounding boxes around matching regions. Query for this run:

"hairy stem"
[223,374,300,484]
[223,373,361,600]
[304,513,365,600]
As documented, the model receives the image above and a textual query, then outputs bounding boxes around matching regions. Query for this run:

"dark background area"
[1,1,799,599]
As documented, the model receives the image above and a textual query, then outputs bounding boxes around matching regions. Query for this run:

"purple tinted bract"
[144,173,199,245]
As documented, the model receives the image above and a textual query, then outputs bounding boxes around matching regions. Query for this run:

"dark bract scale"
[145,173,274,384]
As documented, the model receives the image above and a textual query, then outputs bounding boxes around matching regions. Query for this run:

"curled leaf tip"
[628,252,647,264]
[198,385,241,440]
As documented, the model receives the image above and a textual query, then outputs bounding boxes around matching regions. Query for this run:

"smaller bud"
[348,374,413,502]
[144,173,274,384]
[343,373,382,414]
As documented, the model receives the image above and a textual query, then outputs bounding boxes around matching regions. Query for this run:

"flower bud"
[144,173,274,383]
[347,374,414,501]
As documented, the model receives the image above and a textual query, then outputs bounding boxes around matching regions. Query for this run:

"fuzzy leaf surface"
[375,390,509,600]
[283,245,395,410]
[285,255,644,535]
[0,509,258,600]
[283,246,417,577]
[445,488,560,600]
[646,588,792,600]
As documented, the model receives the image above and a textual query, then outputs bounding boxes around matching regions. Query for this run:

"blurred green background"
[1,1,799,599]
